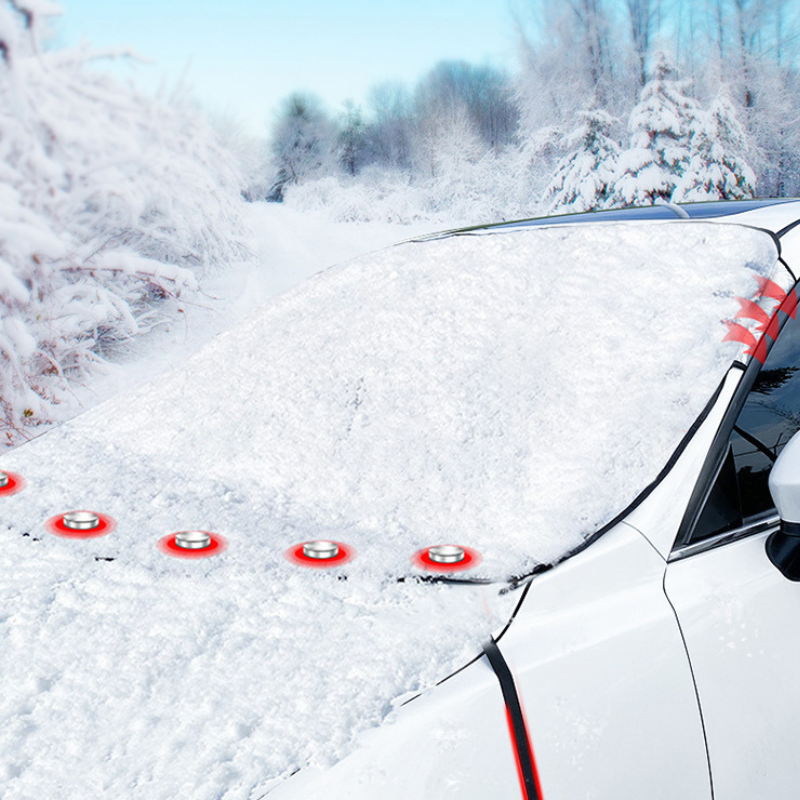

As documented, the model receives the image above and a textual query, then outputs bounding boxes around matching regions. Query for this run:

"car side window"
[692,303,800,542]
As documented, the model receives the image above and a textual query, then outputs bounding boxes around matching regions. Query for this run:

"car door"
[665,284,800,800]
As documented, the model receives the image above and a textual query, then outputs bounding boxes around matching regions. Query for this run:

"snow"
[544,108,620,213]
[0,219,781,799]
[64,203,437,415]
[240,202,437,306]
[0,17,254,439]
[611,60,698,208]
[673,94,756,203]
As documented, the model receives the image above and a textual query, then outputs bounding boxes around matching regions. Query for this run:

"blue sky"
[54,0,519,138]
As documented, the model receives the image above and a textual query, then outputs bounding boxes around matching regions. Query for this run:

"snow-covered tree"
[624,0,660,88]
[543,108,621,213]
[514,0,632,140]
[0,1,252,443]
[610,52,699,206]
[268,92,335,200]
[673,91,756,201]
[412,99,485,180]
[337,100,366,177]
[364,81,413,172]
[413,61,518,152]
[738,57,800,198]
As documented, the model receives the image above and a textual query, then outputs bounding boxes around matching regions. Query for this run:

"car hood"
[0,220,785,798]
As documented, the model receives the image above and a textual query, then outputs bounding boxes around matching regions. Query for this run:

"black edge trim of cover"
[505,223,786,589]
[777,217,800,240]
[412,568,538,701]
[780,255,797,282]
[396,574,495,586]
[494,579,534,641]
[483,638,540,800]
[506,366,731,590]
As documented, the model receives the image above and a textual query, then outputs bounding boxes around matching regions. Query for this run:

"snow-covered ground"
[0,218,781,799]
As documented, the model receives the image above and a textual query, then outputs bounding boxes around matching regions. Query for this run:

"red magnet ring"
[285,540,355,568]
[0,471,25,496]
[158,531,227,558]
[46,511,116,539]
[412,544,481,572]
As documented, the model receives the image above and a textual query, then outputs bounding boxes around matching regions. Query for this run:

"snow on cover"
[0,221,779,798]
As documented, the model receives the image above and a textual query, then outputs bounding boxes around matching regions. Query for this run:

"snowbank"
[0,220,781,798]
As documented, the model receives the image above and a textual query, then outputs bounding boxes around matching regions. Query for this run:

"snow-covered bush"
[284,149,524,227]
[0,1,253,443]
[283,170,430,223]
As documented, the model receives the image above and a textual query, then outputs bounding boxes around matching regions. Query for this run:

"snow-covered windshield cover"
[3,221,783,577]
[0,220,783,798]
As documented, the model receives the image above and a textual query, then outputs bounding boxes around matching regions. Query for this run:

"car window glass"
[692,298,800,542]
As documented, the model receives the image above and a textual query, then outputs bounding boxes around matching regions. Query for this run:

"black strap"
[483,638,541,800]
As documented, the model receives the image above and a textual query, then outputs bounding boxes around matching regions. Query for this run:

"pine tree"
[610,52,698,206]
[673,92,756,201]
[543,108,620,213]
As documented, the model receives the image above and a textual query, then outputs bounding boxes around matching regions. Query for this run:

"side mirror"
[767,431,800,580]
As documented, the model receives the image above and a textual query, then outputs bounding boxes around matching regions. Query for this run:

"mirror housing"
[767,431,800,580]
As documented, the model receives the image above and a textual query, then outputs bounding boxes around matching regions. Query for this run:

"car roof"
[415,198,800,241]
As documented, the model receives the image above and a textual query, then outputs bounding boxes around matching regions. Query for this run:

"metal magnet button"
[303,540,339,560]
[175,530,212,550]
[63,511,100,530]
[428,544,465,564]
[0,471,7,488]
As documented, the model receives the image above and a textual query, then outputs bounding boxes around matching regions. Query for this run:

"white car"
[2,199,800,800]
[268,199,800,800]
